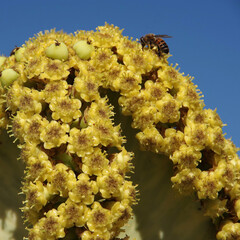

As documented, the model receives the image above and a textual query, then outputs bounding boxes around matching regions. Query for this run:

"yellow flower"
[57,198,88,228]
[163,128,185,155]
[222,138,239,156]
[29,209,66,240]
[204,108,223,128]
[91,119,124,148]
[118,90,145,116]
[132,105,159,130]
[184,121,208,151]
[111,71,142,95]
[195,170,224,199]
[25,55,47,79]
[91,48,118,72]
[157,64,185,89]
[216,221,240,240]
[67,127,95,157]
[81,230,111,240]
[50,96,82,123]
[111,200,132,230]
[186,108,206,124]
[101,63,125,90]
[170,144,202,169]
[176,81,203,109]
[23,113,49,144]
[118,181,136,204]
[11,111,29,143]
[171,168,201,194]
[22,181,51,212]
[69,173,98,205]
[123,50,153,75]
[74,73,101,102]
[86,202,112,233]
[222,155,240,189]
[39,58,70,81]
[142,80,167,102]
[43,80,69,103]
[136,126,165,153]
[25,151,53,182]
[156,94,180,123]
[6,81,43,114]
[203,199,228,219]
[90,23,123,48]
[81,147,109,176]
[86,97,114,124]
[110,147,133,175]
[19,142,47,165]
[207,126,226,154]
[47,163,76,197]
[97,169,124,198]
[40,120,69,149]
[85,97,114,124]
[115,36,142,56]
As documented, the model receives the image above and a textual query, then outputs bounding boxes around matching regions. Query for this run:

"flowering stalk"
[0,24,239,239]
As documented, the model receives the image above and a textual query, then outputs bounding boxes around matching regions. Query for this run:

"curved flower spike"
[0,23,239,240]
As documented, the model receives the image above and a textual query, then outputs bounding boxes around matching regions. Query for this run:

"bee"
[10,46,20,56]
[140,34,172,56]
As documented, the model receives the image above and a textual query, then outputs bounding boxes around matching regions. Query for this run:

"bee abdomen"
[160,44,169,54]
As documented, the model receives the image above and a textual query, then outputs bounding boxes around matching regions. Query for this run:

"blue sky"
[0,0,239,149]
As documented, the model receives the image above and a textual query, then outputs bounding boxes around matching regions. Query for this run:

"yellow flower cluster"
[0,25,137,240]
[0,23,239,239]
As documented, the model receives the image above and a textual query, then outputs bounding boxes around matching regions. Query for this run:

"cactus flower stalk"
[0,23,239,239]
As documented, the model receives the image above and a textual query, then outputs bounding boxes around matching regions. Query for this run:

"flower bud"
[46,41,68,61]
[0,68,19,87]
[73,40,94,60]
[15,47,25,62]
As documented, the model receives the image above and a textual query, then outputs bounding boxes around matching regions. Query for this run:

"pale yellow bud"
[73,40,94,60]
[15,47,25,62]
[45,41,68,61]
[0,68,19,87]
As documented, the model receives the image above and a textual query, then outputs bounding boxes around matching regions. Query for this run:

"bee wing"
[155,35,172,38]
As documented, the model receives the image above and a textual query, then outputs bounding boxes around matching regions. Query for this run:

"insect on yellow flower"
[0,23,239,240]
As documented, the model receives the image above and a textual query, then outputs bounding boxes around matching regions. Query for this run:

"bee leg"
[140,38,145,49]
[157,46,162,57]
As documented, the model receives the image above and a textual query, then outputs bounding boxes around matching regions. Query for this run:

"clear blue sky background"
[0,0,239,149]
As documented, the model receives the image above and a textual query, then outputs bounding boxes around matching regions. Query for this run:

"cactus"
[0,23,239,239]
